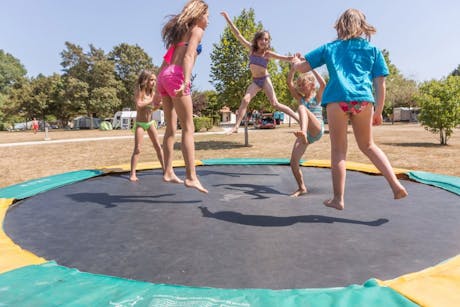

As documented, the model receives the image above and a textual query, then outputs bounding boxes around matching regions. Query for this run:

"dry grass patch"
[1,123,459,188]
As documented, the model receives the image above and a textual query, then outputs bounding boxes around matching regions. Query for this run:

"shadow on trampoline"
[199,206,389,227]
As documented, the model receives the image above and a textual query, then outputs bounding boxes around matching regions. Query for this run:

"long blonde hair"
[161,0,208,47]
[334,8,376,40]
[296,72,316,99]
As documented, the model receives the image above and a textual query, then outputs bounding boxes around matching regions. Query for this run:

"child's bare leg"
[147,126,165,172]
[290,139,308,197]
[228,84,259,134]
[175,96,208,194]
[351,106,408,200]
[130,126,143,182]
[263,79,300,123]
[293,105,308,144]
[324,104,348,210]
[161,98,183,184]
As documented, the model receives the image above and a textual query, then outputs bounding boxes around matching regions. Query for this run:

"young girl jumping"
[292,8,408,209]
[287,66,325,197]
[156,0,209,193]
[220,11,299,134]
[130,70,165,182]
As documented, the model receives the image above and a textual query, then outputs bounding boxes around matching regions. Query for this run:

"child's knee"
[133,146,141,155]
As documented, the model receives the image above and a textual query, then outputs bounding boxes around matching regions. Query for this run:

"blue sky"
[1,0,459,91]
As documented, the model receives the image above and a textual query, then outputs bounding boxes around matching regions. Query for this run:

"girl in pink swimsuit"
[155,0,209,194]
[221,11,299,134]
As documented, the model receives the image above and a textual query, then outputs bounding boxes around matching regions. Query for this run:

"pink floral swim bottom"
[338,101,370,115]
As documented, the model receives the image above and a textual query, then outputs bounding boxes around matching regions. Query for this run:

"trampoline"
[0,158,459,306]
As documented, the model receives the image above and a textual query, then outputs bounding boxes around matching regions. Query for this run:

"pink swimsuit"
[157,42,202,97]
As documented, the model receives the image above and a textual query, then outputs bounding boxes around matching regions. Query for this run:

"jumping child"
[287,66,325,197]
[221,11,299,134]
[292,8,408,209]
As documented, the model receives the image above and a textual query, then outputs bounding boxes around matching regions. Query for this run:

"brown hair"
[161,0,208,47]
[251,30,271,53]
[334,8,376,40]
[135,69,155,100]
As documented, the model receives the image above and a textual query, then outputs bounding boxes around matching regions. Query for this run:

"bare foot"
[226,127,238,135]
[163,174,184,184]
[129,176,139,182]
[290,188,308,197]
[323,199,344,211]
[394,187,408,200]
[184,179,208,194]
[293,131,307,144]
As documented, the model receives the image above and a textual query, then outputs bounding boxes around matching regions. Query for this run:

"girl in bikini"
[155,0,209,193]
[220,11,299,134]
[130,70,165,182]
[292,8,408,210]
[287,67,326,197]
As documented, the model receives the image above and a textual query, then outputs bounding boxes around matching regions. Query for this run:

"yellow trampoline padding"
[301,160,409,175]
[0,200,46,274]
[100,160,204,174]
[380,255,460,307]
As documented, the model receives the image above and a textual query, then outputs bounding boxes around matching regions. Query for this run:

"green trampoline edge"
[0,262,419,307]
[0,170,104,200]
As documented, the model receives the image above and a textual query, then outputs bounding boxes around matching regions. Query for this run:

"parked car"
[254,113,276,129]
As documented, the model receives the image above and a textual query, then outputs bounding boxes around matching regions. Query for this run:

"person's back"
[292,8,407,209]
[307,38,386,105]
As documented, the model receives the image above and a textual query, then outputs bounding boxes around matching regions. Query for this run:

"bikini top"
[249,53,268,68]
[163,41,202,64]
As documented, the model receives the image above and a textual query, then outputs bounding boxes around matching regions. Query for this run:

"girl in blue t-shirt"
[292,8,408,210]
[287,67,325,197]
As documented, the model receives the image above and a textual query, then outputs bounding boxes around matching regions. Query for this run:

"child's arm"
[220,11,251,49]
[266,51,294,62]
[312,70,326,103]
[292,54,312,73]
[134,91,151,109]
[287,66,302,101]
[372,76,385,126]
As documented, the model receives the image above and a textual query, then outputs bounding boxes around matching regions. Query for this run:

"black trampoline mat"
[5,165,460,289]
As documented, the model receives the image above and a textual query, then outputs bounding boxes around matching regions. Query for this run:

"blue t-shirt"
[305,38,389,106]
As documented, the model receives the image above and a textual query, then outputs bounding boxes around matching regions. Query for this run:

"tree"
[451,64,460,77]
[383,50,418,122]
[60,42,122,126]
[109,43,154,108]
[0,50,27,94]
[416,76,460,145]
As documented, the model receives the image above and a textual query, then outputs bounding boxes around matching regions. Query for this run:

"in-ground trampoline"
[1,158,459,306]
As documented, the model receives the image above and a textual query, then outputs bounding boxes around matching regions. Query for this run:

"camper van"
[112,109,164,130]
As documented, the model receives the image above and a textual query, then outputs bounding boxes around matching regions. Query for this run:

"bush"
[193,117,213,132]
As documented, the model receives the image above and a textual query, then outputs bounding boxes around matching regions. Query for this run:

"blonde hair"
[251,30,271,53]
[135,69,155,100]
[334,8,376,40]
[162,0,208,48]
[296,72,316,97]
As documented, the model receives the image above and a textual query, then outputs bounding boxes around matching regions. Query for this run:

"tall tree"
[0,50,27,93]
[416,76,460,145]
[109,43,154,108]
[60,42,122,126]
